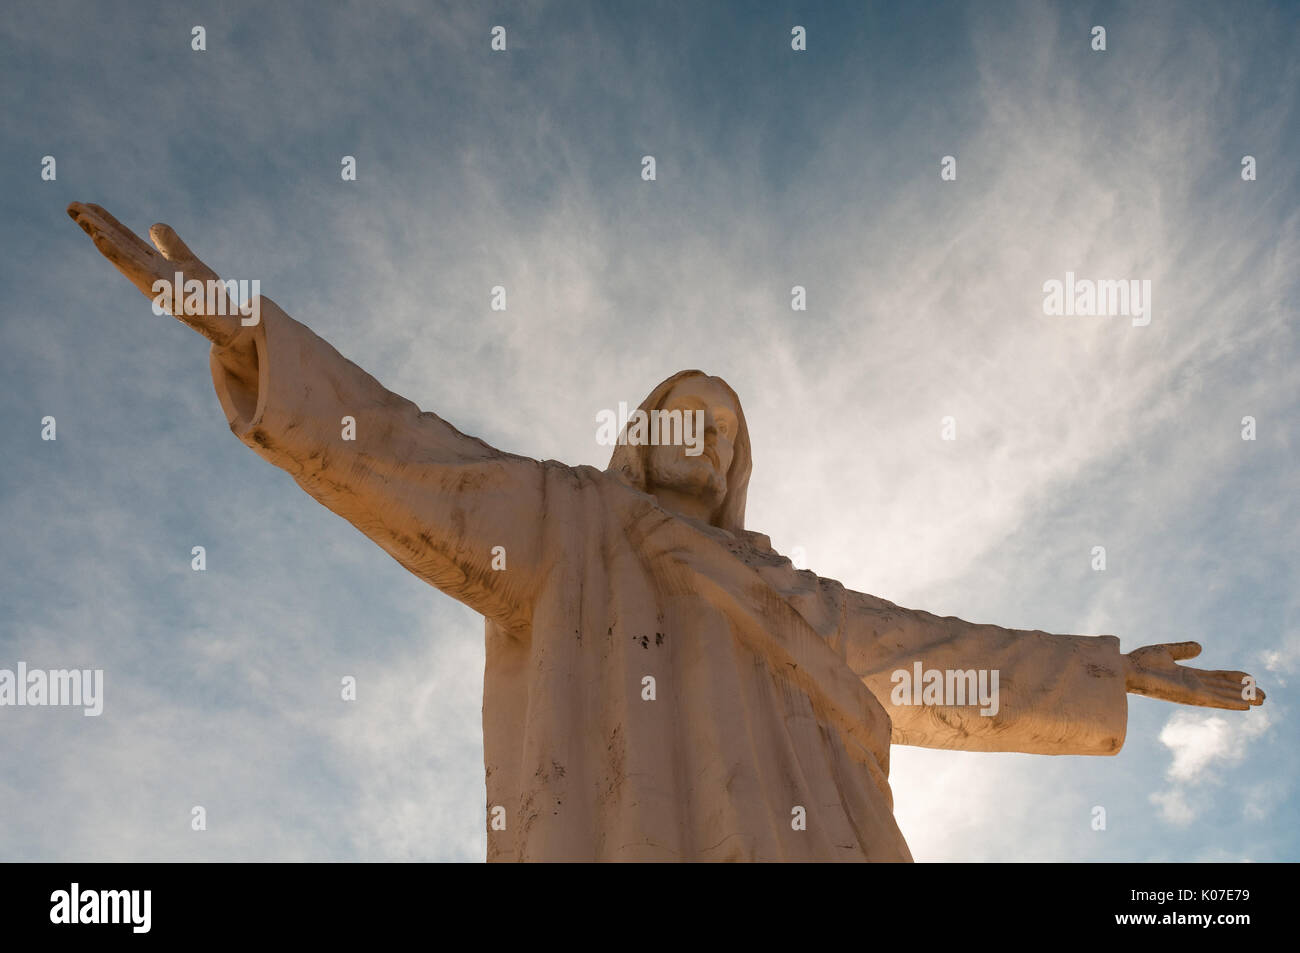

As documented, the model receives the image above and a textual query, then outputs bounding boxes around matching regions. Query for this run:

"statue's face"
[645,376,739,514]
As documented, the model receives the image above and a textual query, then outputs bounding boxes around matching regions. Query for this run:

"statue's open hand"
[1125,641,1264,710]
[67,202,240,347]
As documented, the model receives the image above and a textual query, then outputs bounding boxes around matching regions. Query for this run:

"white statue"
[68,203,1265,861]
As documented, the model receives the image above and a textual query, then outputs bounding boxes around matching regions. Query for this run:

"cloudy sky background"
[1,0,1295,861]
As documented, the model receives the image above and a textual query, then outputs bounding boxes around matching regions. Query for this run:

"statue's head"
[608,370,752,534]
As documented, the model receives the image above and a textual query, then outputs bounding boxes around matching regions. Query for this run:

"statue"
[67,202,1266,862]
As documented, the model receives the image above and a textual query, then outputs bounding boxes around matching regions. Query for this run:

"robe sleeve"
[207,296,554,632]
[839,589,1128,755]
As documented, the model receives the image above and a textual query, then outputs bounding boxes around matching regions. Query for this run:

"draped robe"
[208,299,1130,862]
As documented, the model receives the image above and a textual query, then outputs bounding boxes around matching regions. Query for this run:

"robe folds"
[208,298,1130,862]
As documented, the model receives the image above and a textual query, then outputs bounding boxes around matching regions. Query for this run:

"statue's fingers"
[1200,669,1255,689]
[1164,641,1202,661]
[81,203,160,261]
[1220,671,1266,706]
[1208,684,1250,706]
[1179,675,1247,709]
[67,203,117,246]
[69,203,159,271]
[1167,667,1231,704]
[67,201,95,233]
[1204,677,1263,707]
[1193,670,1245,693]
[68,204,169,298]
[89,226,162,287]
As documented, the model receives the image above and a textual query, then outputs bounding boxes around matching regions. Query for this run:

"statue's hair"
[606,369,752,535]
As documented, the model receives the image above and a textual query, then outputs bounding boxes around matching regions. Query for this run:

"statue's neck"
[649,486,717,525]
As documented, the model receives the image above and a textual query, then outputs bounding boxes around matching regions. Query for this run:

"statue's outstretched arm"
[837,589,1262,755]
[67,202,563,632]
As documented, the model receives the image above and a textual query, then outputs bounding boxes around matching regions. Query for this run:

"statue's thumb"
[149,223,196,263]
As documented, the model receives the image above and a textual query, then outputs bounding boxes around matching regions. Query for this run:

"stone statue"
[67,203,1265,862]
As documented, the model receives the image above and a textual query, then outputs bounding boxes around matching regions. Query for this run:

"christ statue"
[67,202,1266,862]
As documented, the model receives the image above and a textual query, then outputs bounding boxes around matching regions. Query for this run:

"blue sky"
[1,0,1296,861]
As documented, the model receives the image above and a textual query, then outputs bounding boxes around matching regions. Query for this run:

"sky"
[0,0,1296,862]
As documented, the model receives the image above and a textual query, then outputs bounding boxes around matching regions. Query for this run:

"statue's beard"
[646,452,727,512]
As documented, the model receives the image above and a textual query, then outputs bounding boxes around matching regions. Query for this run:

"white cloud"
[1148,709,1273,825]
